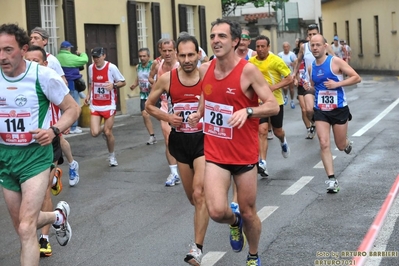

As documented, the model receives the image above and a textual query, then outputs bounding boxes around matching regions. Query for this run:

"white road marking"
[281,176,314,195]
[201,252,226,266]
[314,156,336,168]
[257,206,279,222]
[353,98,399,137]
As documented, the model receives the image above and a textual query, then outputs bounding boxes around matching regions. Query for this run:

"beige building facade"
[0,0,222,114]
[321,0,399,74]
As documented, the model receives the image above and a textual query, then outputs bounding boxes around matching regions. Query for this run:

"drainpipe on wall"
[171,0,177,40]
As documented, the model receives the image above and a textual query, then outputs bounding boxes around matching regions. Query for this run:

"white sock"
[53,210,64,226]
[41,234,49,241]
[109,152,115,158]
[169,165,178,175]
[281,137,287,146]
[52,176,57,186]
[261,159,266,166]
[69,160,77,168]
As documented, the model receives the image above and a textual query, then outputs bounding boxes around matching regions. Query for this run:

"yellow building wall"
[322,0,399,73]
[0,0,221,114]
[74,0,221,114]
[0,1,26,26]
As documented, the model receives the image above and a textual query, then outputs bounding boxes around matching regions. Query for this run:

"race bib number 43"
[203,100,233,139]
[0,108,33,145]
[93,82,111,100]
[317,90,338,111]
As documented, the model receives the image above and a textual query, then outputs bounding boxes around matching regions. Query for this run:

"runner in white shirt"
[278,42,297,108]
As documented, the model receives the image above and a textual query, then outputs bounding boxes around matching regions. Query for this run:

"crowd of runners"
[0,16,360,266]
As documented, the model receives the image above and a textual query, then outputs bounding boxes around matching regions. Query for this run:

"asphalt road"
[0,75,398,266]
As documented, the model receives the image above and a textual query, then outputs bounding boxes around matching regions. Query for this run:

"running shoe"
[147,135,157,145]
[309,124,316,139]
[51,168,63,196]
[109,156,118,167]
[306,128,313,139]
[39,237,52,257]
[290,100,295,109]
[184,243,203,266]
[229,212,246,252]
[69,161,80,187]
[175,174,181,184]
[230,202,240,213]
[281,143,290,158]
[165,173,179,187]
[246,255,262,266]
[344,140,353,154]
[69,128,82,134]
[267,130,274,140]
[258,160,269,177]
[284,96,288,105]
[53,201,72,246]
[325,178,340,193]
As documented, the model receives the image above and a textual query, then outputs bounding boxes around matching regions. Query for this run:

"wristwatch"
[113,83,118,89]
[246,107,253,118]
[50,126,60,137]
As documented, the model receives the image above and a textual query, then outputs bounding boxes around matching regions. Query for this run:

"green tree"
[221,0,289,16]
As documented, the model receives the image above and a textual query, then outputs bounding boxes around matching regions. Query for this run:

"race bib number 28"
[203,100,233,139]
[0,108,33,145]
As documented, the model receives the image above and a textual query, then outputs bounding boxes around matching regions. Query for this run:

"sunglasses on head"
[308,24,318,30]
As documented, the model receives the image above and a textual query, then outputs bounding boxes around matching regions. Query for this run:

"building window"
[136,2,148,49]
[40,0,58,55]
[186,6,195,36]
[374,16,380,55]
[358,18,363,56]
[392,12,397,33]
[345,21,349,46]
[333,22,337,36]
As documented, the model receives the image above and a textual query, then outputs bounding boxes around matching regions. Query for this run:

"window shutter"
[25,0,41,33]
[151,2,162,59]
[127,0,139,65]
[198,5,207,54]
[178,4,188,33]
[63,0,78,53]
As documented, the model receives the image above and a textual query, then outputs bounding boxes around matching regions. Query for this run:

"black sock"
[150,134,155,136]
[195,243,203,252]
[328,175,335,179]
[248,252,258,258]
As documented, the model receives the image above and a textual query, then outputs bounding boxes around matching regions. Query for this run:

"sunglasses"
[308,24,318,30]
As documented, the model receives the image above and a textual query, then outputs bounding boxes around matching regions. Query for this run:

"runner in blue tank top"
[307,34,361,193]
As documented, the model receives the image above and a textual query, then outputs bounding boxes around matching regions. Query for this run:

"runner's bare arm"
[148,60,159,85]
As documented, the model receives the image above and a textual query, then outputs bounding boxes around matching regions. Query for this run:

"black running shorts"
[168,129,204,168]
[313,106,352,125]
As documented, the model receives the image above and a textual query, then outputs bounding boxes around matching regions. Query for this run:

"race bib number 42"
[0,108,33,145]
[174,102,202,133]
[203,100,233,139]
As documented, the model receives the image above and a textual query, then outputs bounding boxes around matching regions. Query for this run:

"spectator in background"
[57,41,88,134]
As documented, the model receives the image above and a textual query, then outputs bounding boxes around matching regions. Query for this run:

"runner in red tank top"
[146,35,209,266]
[147,39,181,186]
[86,47,126,167]
[188,18,278,266]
